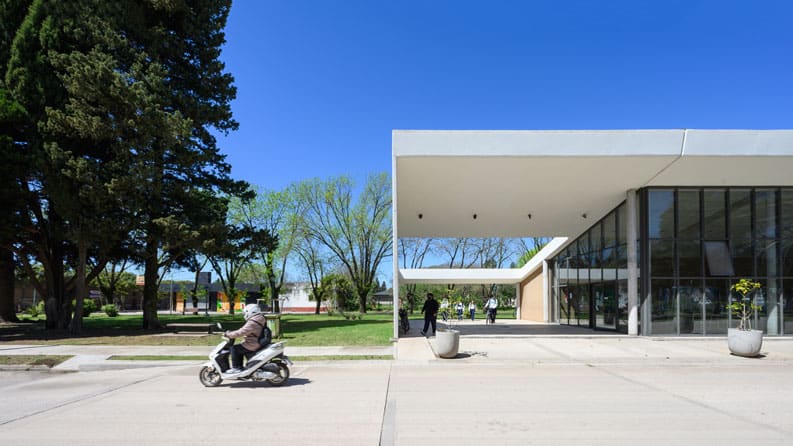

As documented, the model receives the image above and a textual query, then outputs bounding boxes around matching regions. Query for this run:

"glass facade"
[551,202,631,333]
[550,187,793,336]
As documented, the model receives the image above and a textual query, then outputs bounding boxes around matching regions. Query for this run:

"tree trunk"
[44,240,70,330]
[0,247,19,323]
[315,292,322,315]
[69,241,87,335]
[142,240,162,329]
[190,270,200,315]
[269,279,280,313]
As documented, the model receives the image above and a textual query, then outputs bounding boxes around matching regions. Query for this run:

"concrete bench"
[166,323,215,334]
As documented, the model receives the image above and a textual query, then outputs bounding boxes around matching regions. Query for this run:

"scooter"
[199,323,292,387]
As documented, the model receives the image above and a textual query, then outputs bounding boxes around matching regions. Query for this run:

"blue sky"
[157,1,793,282]
[218,0,793,190]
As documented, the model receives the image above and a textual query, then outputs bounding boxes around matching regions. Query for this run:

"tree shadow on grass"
[281,318,389,334]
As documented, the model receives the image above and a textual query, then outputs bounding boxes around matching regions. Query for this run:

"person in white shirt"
[468,300,476,321]
[485,295,498,323]
[440,296,450,321]
[455,301,464,320]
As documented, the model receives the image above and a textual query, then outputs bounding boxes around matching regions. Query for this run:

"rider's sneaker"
[227,368,243,374]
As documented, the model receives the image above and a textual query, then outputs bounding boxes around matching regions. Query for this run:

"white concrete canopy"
[393,129,793,239]
[391,129,793,336]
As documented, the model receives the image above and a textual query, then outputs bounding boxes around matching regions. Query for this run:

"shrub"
[102,304,119,317]
[71,299,97,317]
[27,301,45,317]
[83,299,97,316]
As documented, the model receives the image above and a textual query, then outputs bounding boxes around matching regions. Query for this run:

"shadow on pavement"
[401,319,623,337]
[225,377,311,389]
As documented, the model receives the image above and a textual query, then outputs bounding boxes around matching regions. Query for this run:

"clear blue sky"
[218,0,793,190]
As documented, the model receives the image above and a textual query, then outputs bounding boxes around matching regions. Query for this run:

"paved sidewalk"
[0,343,394,372]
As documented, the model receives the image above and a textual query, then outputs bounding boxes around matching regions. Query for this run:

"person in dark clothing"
[420,293,439,336]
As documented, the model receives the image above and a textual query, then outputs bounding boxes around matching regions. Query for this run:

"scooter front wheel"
[199,366,222,387]
[267,363,290,387]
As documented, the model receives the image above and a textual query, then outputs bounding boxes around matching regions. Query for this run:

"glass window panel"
[617,279,628,333]
[784,280,793,335]
[590,224,602,255]
[648,190,675,238]
[731,239,753,277]
[678,190,700,240]
[650,239,674,277]
[781,190,793,242]
[617,243,627,270]
[755,189,777,239]
[650,279,676,335]
[679,280,703,334]
[575,237,589,268]
[783,239,793,277]
[590,265,602,282]
[678,240,702,277]
[617,203,627,245]
[729,189,752,240]
[559,287,573,325]
[755,279,781,335]
[596,282,617,330]
[757,239,778,278]
[574,285,590,327]
[704,189,726,240]
[704,241,735,276]
[603,211,616,248]
[704,280,729,334]
[603,245,617,271]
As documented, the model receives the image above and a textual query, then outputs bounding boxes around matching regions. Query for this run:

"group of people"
[420,293,499,336]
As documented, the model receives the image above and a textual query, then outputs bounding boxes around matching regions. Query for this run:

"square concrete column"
[627,189,639,336]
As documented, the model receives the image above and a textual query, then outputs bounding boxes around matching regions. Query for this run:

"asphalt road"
[2,357,792,446]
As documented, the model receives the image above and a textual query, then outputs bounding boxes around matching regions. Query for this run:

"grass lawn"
[1,312,394,347]
[0,355,73,368]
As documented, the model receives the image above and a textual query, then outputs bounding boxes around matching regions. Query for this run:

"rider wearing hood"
[224,303,266,372]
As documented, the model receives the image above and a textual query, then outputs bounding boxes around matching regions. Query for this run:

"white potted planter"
[727,279,764,358]
[727,328,763,357]
[435,328,460,358]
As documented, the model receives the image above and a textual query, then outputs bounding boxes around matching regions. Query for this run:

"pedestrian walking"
[468,300,476,321]
[420,293,439,336]
[455,301,464,321]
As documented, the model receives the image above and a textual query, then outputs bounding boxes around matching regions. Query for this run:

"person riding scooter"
[224,303,266,373]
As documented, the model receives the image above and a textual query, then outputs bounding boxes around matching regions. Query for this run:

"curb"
[0,364,75,373]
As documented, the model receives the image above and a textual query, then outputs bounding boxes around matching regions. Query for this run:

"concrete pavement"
[2,322,793,445]
[3,318,793,370]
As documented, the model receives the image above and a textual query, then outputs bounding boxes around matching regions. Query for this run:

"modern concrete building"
[392,130,793,337]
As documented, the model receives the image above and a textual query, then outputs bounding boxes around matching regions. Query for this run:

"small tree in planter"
[727,279,763,357]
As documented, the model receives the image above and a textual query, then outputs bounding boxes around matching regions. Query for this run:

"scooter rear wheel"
[199,366,222,387]
[267,363,290,387]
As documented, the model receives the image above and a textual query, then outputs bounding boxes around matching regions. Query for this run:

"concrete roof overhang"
[393,129,793,240]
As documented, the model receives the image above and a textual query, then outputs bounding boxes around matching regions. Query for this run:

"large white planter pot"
[435,329,460,359]
[727,328,763,357]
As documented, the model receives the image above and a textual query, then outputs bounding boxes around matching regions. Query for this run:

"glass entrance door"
[594,282,617,330]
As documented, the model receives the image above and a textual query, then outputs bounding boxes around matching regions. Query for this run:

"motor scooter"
[199,323,292,387]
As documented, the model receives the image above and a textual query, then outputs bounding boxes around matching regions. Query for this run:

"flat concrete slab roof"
[393,129,793,239]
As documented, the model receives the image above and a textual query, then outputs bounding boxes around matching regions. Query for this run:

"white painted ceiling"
[393,130,793,239]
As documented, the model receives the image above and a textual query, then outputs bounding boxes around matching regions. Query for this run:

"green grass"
[0,355,73,368]
[2,312,394,347]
